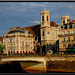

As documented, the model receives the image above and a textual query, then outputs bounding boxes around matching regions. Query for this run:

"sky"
[0,2,75,36]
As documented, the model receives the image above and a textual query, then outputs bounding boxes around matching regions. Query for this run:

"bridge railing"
[0,54,46,58]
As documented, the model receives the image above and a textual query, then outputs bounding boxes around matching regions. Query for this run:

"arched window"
[43,31,44,36]
[63,20,65,25]
[42,16,44,21]
[47,15,48,21]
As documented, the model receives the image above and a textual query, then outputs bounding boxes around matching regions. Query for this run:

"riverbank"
[1,54,75,73]
[47,60,75,73]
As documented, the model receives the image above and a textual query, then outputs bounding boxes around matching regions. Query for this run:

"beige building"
[3,26,34,54]
[59,16,75,54]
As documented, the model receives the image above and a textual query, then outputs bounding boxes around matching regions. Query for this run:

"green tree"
[0,44,5,54]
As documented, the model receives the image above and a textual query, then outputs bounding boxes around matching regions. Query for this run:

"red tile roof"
[70,22,73,24]
[50,21,58,27]
[0,37,3,41]
[72,20,75,22]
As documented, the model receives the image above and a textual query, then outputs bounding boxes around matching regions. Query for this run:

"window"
[74,37,75,41]
[73,30,75,33]
[64,37,65,42]
[68,37,70,41]
[70,25,72,28]
[47,15,48,21]
[63,20,65,25]
[10,38,12,43]
[42,16,44,21]
[63,31,65,35]
[73,44,75,47]
[16,38,18,41]
[68,31,70,35]
[22,42,24,44]
[63,44,66,47]
[43,31,44,36]
[17,42,19,45]
[68,44,71,47]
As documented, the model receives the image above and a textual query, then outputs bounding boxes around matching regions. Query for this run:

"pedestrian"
[49,49,53,54]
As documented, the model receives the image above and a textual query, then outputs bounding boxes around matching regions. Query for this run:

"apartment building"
[59,16,75,54]
[3,26,34,54]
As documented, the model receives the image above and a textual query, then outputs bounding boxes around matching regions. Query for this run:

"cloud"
[29,20,41,24]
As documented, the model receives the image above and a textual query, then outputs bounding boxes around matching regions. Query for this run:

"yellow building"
[59,16,75,54]
[3,26,34,54]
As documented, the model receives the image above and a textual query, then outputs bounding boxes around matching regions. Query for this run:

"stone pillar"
[43,57,47,72]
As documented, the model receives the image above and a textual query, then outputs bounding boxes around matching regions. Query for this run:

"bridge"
[0,56,47,72]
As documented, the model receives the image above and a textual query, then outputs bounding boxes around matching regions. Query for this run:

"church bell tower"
[40,10,51,53]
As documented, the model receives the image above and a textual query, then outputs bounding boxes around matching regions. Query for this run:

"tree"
[0,44,5,54]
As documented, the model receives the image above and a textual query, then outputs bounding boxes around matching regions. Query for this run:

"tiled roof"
[21,24,40,36]
[50,21,58,27]
[72,20,75,22]
[0,37,3,41]
[21,21,58,36]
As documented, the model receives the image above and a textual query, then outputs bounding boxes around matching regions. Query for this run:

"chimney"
[67,19,70,24]
[72,20,75,23]
[9,28,12,31]
[13,27,15,30]
[16,26,20,30]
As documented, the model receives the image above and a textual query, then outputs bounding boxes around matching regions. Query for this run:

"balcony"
[62,40,75,43]
[58,33,75,37]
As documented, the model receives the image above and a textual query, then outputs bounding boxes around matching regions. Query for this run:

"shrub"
[8,53,11,55]
[19,53,22,55]
[28,53,30,55]
[2,53,5,55]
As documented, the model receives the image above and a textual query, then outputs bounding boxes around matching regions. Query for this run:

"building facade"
[40,10,59,54]
[3,27,34,54]
[59,16,75,54]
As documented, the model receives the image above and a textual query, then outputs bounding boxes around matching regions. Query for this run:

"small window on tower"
[42,16,44,21]
[63,20,65,25]
[43,31,44,36]
[47,15,48,21]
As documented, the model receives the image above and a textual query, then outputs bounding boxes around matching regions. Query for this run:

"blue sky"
[0,2,75,36]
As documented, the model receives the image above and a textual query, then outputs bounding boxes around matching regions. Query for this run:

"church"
[21,10,60,54]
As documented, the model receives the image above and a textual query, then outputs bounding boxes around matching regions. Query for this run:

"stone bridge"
[0,56,47,72]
